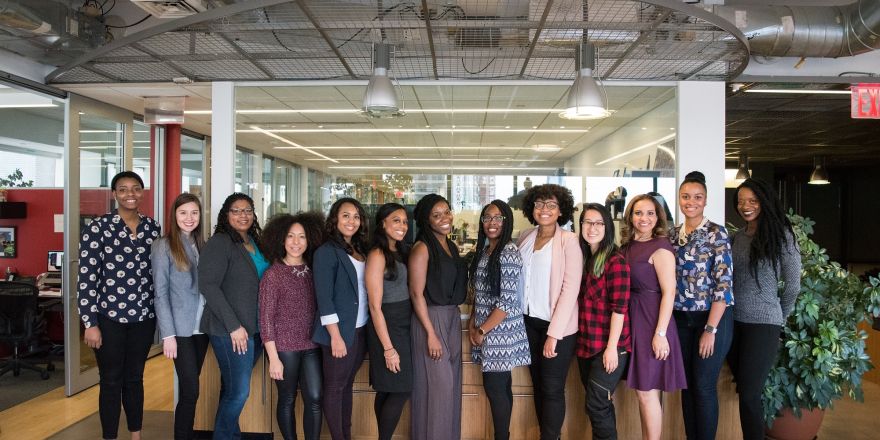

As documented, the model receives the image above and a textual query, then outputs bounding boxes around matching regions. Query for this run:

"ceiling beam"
[420,0,439,79]
[603,9,672,79]
[294,0,357,79]
[518,0,554,79]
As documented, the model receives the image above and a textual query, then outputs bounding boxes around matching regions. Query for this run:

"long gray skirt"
[410,304,462,440]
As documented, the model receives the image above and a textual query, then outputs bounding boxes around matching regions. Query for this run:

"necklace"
[289,263,309,277]
[678,216,709,246]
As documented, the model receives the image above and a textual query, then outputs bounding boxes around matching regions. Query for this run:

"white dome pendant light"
[560,42,612,120]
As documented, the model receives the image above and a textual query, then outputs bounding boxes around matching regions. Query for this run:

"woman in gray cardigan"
[728,179,801,440]
[151,193,206,440]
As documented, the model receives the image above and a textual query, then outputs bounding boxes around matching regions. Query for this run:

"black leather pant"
[275,348,323,440]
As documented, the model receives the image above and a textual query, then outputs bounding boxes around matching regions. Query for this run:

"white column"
[676,82,726,223]
[211,82,235,219]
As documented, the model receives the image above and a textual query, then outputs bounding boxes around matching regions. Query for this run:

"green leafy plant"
[761,211,880,426]
[0,169,34,188]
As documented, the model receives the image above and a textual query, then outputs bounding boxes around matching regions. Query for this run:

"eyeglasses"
[229,208,254,216]
[534,201,559,210]
[581,220,605,229]
[481,215,506,224]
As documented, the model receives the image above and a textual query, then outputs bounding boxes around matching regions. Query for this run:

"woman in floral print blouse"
[78,171,160,440]
[669,171,734,440]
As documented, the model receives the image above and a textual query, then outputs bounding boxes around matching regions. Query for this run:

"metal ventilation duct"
[713,0,880,58]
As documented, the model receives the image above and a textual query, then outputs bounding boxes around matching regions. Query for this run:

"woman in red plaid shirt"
[576,203,631,440]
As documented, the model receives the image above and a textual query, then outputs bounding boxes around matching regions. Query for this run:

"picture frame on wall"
[0,225,16,258]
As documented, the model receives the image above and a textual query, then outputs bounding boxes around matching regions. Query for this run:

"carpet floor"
[0,353,64,412]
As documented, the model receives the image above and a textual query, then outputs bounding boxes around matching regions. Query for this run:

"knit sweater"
[259,263,318,352]
[731,230,802,326]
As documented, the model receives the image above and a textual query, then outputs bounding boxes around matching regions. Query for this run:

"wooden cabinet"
[193,345,274,435]
[192,320,744,439]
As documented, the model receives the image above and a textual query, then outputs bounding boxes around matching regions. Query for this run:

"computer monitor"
[48,250,63,272]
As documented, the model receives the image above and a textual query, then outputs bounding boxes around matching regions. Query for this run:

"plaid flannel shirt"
[576,252,631,359]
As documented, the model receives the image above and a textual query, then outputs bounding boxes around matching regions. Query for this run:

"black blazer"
[198,232,261,336]
[311,241,366,347]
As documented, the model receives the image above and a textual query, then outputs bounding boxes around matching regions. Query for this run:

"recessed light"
[559,126,565,129]
[425,125,430,128]
[669,127,675,130]
[505,125,510,129]
[532,126,538,129]
[641,127,647,130]
[318,125,324,128]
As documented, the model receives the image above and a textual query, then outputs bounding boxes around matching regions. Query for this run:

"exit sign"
[851,83,880,119]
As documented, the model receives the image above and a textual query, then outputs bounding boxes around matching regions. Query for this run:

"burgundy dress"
[623,237,687,392]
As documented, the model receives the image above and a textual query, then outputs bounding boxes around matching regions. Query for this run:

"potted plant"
[761,211,880,440]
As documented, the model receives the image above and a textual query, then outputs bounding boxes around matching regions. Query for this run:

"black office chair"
[0,281,54,379]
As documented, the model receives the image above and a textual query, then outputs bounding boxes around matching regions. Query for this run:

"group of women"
[78,170,800,440]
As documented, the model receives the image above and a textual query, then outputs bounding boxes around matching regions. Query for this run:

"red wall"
[2,189,64,277]
[3,188,155,277]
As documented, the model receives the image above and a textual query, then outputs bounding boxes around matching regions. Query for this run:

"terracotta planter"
[765,407,825,440]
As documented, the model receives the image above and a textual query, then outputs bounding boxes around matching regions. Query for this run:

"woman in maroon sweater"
[259,212,325,440]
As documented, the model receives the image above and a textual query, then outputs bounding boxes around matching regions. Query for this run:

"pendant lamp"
[808,156,830,184]
[361,43,405,118]
[560,42,611,120]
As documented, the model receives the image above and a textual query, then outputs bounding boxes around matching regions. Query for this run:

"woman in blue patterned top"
[467,200,531,440]
[78,171,160,440]
[669,171,734,440]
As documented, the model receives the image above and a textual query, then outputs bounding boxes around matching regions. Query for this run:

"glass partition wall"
[234,83,678,240]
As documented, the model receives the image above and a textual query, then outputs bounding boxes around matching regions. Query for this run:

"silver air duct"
[713,0,880,58]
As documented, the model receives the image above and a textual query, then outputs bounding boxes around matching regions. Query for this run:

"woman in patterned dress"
[670,172,734,440]
[78,171,160,440]
[467,200,531,440]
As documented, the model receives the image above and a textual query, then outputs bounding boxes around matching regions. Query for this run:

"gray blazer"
[151,236,203,339]
[198,232,261,336]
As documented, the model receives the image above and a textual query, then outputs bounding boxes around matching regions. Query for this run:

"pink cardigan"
[517,225,584,340]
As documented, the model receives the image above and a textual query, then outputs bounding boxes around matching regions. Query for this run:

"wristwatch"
[704,324,718,334]
[477,326,487,336]
[656,330,666,337]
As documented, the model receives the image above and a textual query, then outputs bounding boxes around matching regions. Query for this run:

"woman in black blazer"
[312,197,369,440]
[199,193,270,440]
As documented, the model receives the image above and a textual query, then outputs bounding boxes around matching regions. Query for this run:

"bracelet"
[384,347,395,352]
[383,351,399,359]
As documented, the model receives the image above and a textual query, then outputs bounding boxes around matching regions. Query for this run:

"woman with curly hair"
[259,212,325,440]
[728,179,801,440]
[409,193,467,440]
[621,194,686,440]
[576,203,630,440]
[312,198,369,440]
[199,193,269,439]
[467,200,530,440]
[365,203,413,440]
[516,183,583,439]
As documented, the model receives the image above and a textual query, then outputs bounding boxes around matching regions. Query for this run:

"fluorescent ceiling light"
[305,158,548,162]
[328,166,559,171]
[595,133,676,166]
[250,126,338,163]
[533,144,561,152]
[744,89,851,95]
[240,128,588,134]
[275,146,536,150]
[186,108,566,115]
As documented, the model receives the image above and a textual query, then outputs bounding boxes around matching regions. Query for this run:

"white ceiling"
[59,81,676,176]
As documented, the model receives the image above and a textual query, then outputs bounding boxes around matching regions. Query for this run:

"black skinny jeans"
[321,326,367,440]
[524,316,577,440]
[276,348,323,440]
[727,321,782,440]
[674,309,733,440]
[577,351,629,440]
[482,371,513,440]
[93,315,156,440]
[171,334,209,440]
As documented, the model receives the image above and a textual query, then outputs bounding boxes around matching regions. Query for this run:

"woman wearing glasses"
[468,200,530,440]
[199,193,270,439]
[576,203,631,440]
[516,184,583,440]
[409,194,467,440]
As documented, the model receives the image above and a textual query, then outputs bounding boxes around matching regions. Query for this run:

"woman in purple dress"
[621,194,686,440]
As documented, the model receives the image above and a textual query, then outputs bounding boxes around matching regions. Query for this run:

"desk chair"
[0,281,54,379]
